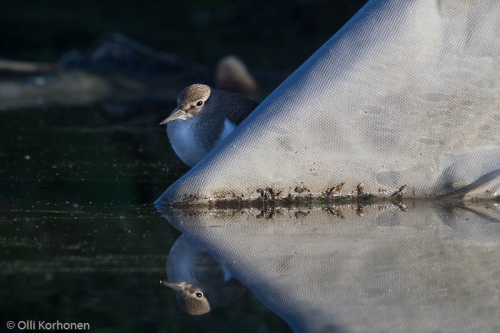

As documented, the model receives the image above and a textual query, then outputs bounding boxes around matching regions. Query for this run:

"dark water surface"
[2,103,500,333]
[0,106,292,332]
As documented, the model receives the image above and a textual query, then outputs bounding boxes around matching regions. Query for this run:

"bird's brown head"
[159,84,212,125]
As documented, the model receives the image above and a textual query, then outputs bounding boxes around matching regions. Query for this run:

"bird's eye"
[196,101,203,107]
[195,292,203,299]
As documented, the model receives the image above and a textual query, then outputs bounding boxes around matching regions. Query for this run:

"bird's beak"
[160,280,190,291]
[159,109,186,125]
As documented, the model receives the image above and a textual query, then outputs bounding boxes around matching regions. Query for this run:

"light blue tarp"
[158,1,500,330]
[157,0,500,204]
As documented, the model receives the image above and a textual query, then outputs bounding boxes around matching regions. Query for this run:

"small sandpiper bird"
[159,84,258,167]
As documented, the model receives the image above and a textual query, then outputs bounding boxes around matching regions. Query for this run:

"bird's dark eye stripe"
[196,101,203,106]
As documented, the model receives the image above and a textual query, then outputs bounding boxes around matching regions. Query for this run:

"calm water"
[2,103,500,333]
[0,105,291,333]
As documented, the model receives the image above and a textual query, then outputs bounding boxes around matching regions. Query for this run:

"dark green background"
[0,0,367,70]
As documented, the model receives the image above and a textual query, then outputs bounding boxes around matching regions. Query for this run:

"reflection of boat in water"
[159,201,500,332]
[161,234,246,315]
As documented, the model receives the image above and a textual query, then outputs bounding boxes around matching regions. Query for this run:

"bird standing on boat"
[160,84,258,167]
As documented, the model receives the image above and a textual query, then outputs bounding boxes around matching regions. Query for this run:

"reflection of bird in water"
[160,234,246,315]
[159,84,258,167]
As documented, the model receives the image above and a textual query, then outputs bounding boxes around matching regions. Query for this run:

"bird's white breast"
[167,117,236,167]
[217,118,237,145]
